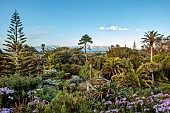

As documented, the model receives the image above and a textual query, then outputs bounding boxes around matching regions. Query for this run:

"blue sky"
[0,0,170,49]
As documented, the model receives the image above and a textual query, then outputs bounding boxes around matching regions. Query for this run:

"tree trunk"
[84,44,87,61]
[85,54,87,62]
[150,45,153,62]
[151,72,154,83]
[150,45,154,83]
[15,44,20,74]
[84,43,87,53]
[90,62,92,81]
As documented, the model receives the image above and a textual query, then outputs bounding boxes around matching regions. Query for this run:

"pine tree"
[41,44,45,54]
[3,10,26,53]
[0,53,15,76]
[0,51,3,75]
[3,10,34,75]
[78,34,93,61]
[19,45,38,75]
[133,41,136,50]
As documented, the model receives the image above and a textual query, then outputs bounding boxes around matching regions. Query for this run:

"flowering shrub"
[27,86,56,102]
[97,92,170,113]
[0,74,41,111]
[10,89,51,113]
[0,108,16,113]
[0,87,14,108]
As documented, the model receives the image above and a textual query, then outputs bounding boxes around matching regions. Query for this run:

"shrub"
[50,90,92,113]
[0,74,41,108]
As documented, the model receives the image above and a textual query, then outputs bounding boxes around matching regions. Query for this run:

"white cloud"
[26,33,48,39]
[30,25,59,30]
[99,27,105,30]
[136,29,145,32]
[99,26,130,31]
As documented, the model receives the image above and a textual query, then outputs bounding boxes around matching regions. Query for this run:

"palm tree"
[125,65,153,88]
[102,57,123,79]
[141,31,163,62]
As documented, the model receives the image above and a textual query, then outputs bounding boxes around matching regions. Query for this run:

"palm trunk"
[150,45,154,83]
[150,45,153,62]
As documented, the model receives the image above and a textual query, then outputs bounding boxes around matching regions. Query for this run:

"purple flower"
[0,87,8,92]
[126,105,134,109]
[104,101,112,105]
[100,111,104,113]
[6,89,14,94]
[158,107,166,112]
[106,110,111,113]
[0,108,15,113]
[156,99,163,102]
[166,106,170,110]
[0,87,14,95]
[157,93,164,97]
[137,100,143,103]
[31,99,38,105]
[122,97,127,101]
[116,100,126,105]
[111,109,119,112]
[115,100,120,105]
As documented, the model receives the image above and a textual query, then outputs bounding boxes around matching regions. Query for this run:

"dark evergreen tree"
[41,44,45,54]
[3,10,26,53]
[3,10,35,76]
[78,34,93,53]
[0,50,3,75]
[78,34,93,61]
[133,40,136,50]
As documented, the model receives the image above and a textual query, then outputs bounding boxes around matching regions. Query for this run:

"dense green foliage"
[0,10,170,113]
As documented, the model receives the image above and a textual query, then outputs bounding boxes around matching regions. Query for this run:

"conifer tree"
[78,34,93,61]
[3,10,34,75]
[133,41,136,50]
[78,34,93,53]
